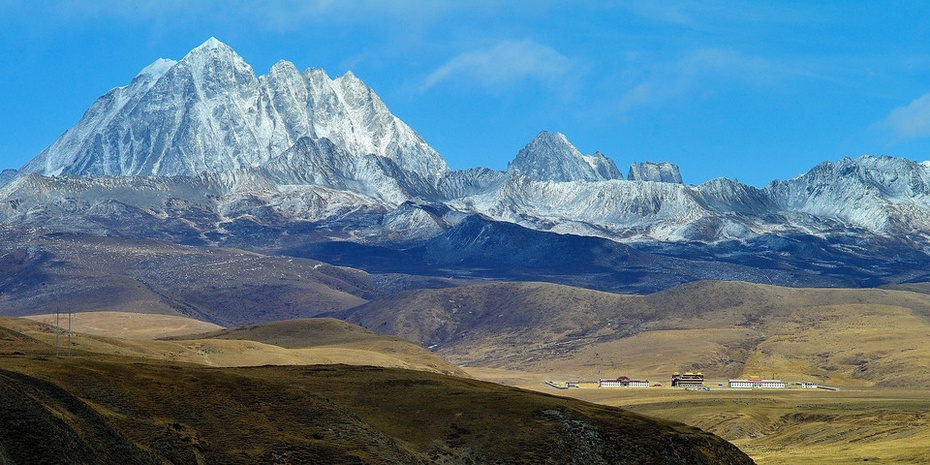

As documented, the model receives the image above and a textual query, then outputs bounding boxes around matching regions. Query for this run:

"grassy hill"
[0,320,754,464]
[0,315,465,376]
[337,280,930,388]
[169,317,468,376]
[24,311,223,339]
[546,386,930,465]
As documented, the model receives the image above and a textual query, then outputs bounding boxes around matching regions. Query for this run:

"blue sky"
[3,1,930,186]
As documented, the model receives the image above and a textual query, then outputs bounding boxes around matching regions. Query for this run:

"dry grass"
[742,304,930,388]
[0,321,754,464]
[23,311,223,339]
[0,315,465,376]
[465,367,930,465]
[343,280,930,388]
[613,389,930,465]
[520,328,758,381]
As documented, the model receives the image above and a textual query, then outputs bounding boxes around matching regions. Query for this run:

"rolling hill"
[0,317,754,464]
[336,280,930,388]
[0,315,465,376]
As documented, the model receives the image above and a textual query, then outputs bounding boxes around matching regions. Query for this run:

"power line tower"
[53,310,73,358]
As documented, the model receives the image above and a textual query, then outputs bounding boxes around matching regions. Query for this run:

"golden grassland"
[598,388,930,465]
[1,314,465,376]
[0,317,752,464]
[349,281,930,390]
[24,311,224,339]
[464,367,930,465]
[9,276,930,464]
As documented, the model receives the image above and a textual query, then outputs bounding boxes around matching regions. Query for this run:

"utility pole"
[67,310,72,358]
[55,310,60,357]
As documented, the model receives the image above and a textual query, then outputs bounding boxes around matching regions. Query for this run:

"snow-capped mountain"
[21,38,448,186]
[6,38,930,291]
[507,131,622,182]
[446,149,930,245]
[0,169,17,189]
[627,161,683,183]
[765,156,930,236]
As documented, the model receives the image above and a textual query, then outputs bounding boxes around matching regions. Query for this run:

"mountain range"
[4,37,930,292]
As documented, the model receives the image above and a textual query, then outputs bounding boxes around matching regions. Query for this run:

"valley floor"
[465,367,930,465]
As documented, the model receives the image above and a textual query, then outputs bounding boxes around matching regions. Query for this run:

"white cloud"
[882,93,930,139]
[616,48,823,113]
[423,39,571,91]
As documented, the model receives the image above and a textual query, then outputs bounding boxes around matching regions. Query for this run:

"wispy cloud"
[617,48,824,113]
[43,0,468,29]
[616,0,824,28]
[881,93,930,140]
[423,39,571,91]
[233,0,466,30]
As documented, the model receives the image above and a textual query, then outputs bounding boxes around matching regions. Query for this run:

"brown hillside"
[550,386,930,465]
[170,317,467,376]
[0,330,754,464]
[24,311,223,339]
[0,233,375,326]
[339,281,651,363]
[179,317,400,348]
[339,280,930,388]
[0,316,464,376]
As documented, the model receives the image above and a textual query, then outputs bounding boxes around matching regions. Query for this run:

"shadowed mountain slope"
[0,232,376,326]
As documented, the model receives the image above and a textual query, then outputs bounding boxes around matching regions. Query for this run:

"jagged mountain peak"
[782,155,930,193]
[19,38,448,185]
[137,58,177,79]
[338,69,360,81]
[524,131,576,154]
[176,37,255,85]
[188,36,235,55]
[202,36,225,48]
[763,154,930,234]
[628,161,683,184]
[177,37,252,78]
[269,59,300,74]
[507,131,621,182]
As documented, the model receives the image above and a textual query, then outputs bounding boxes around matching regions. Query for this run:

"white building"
[728,377,786,389]
[599,376,650,388]
[728,379,755,389]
